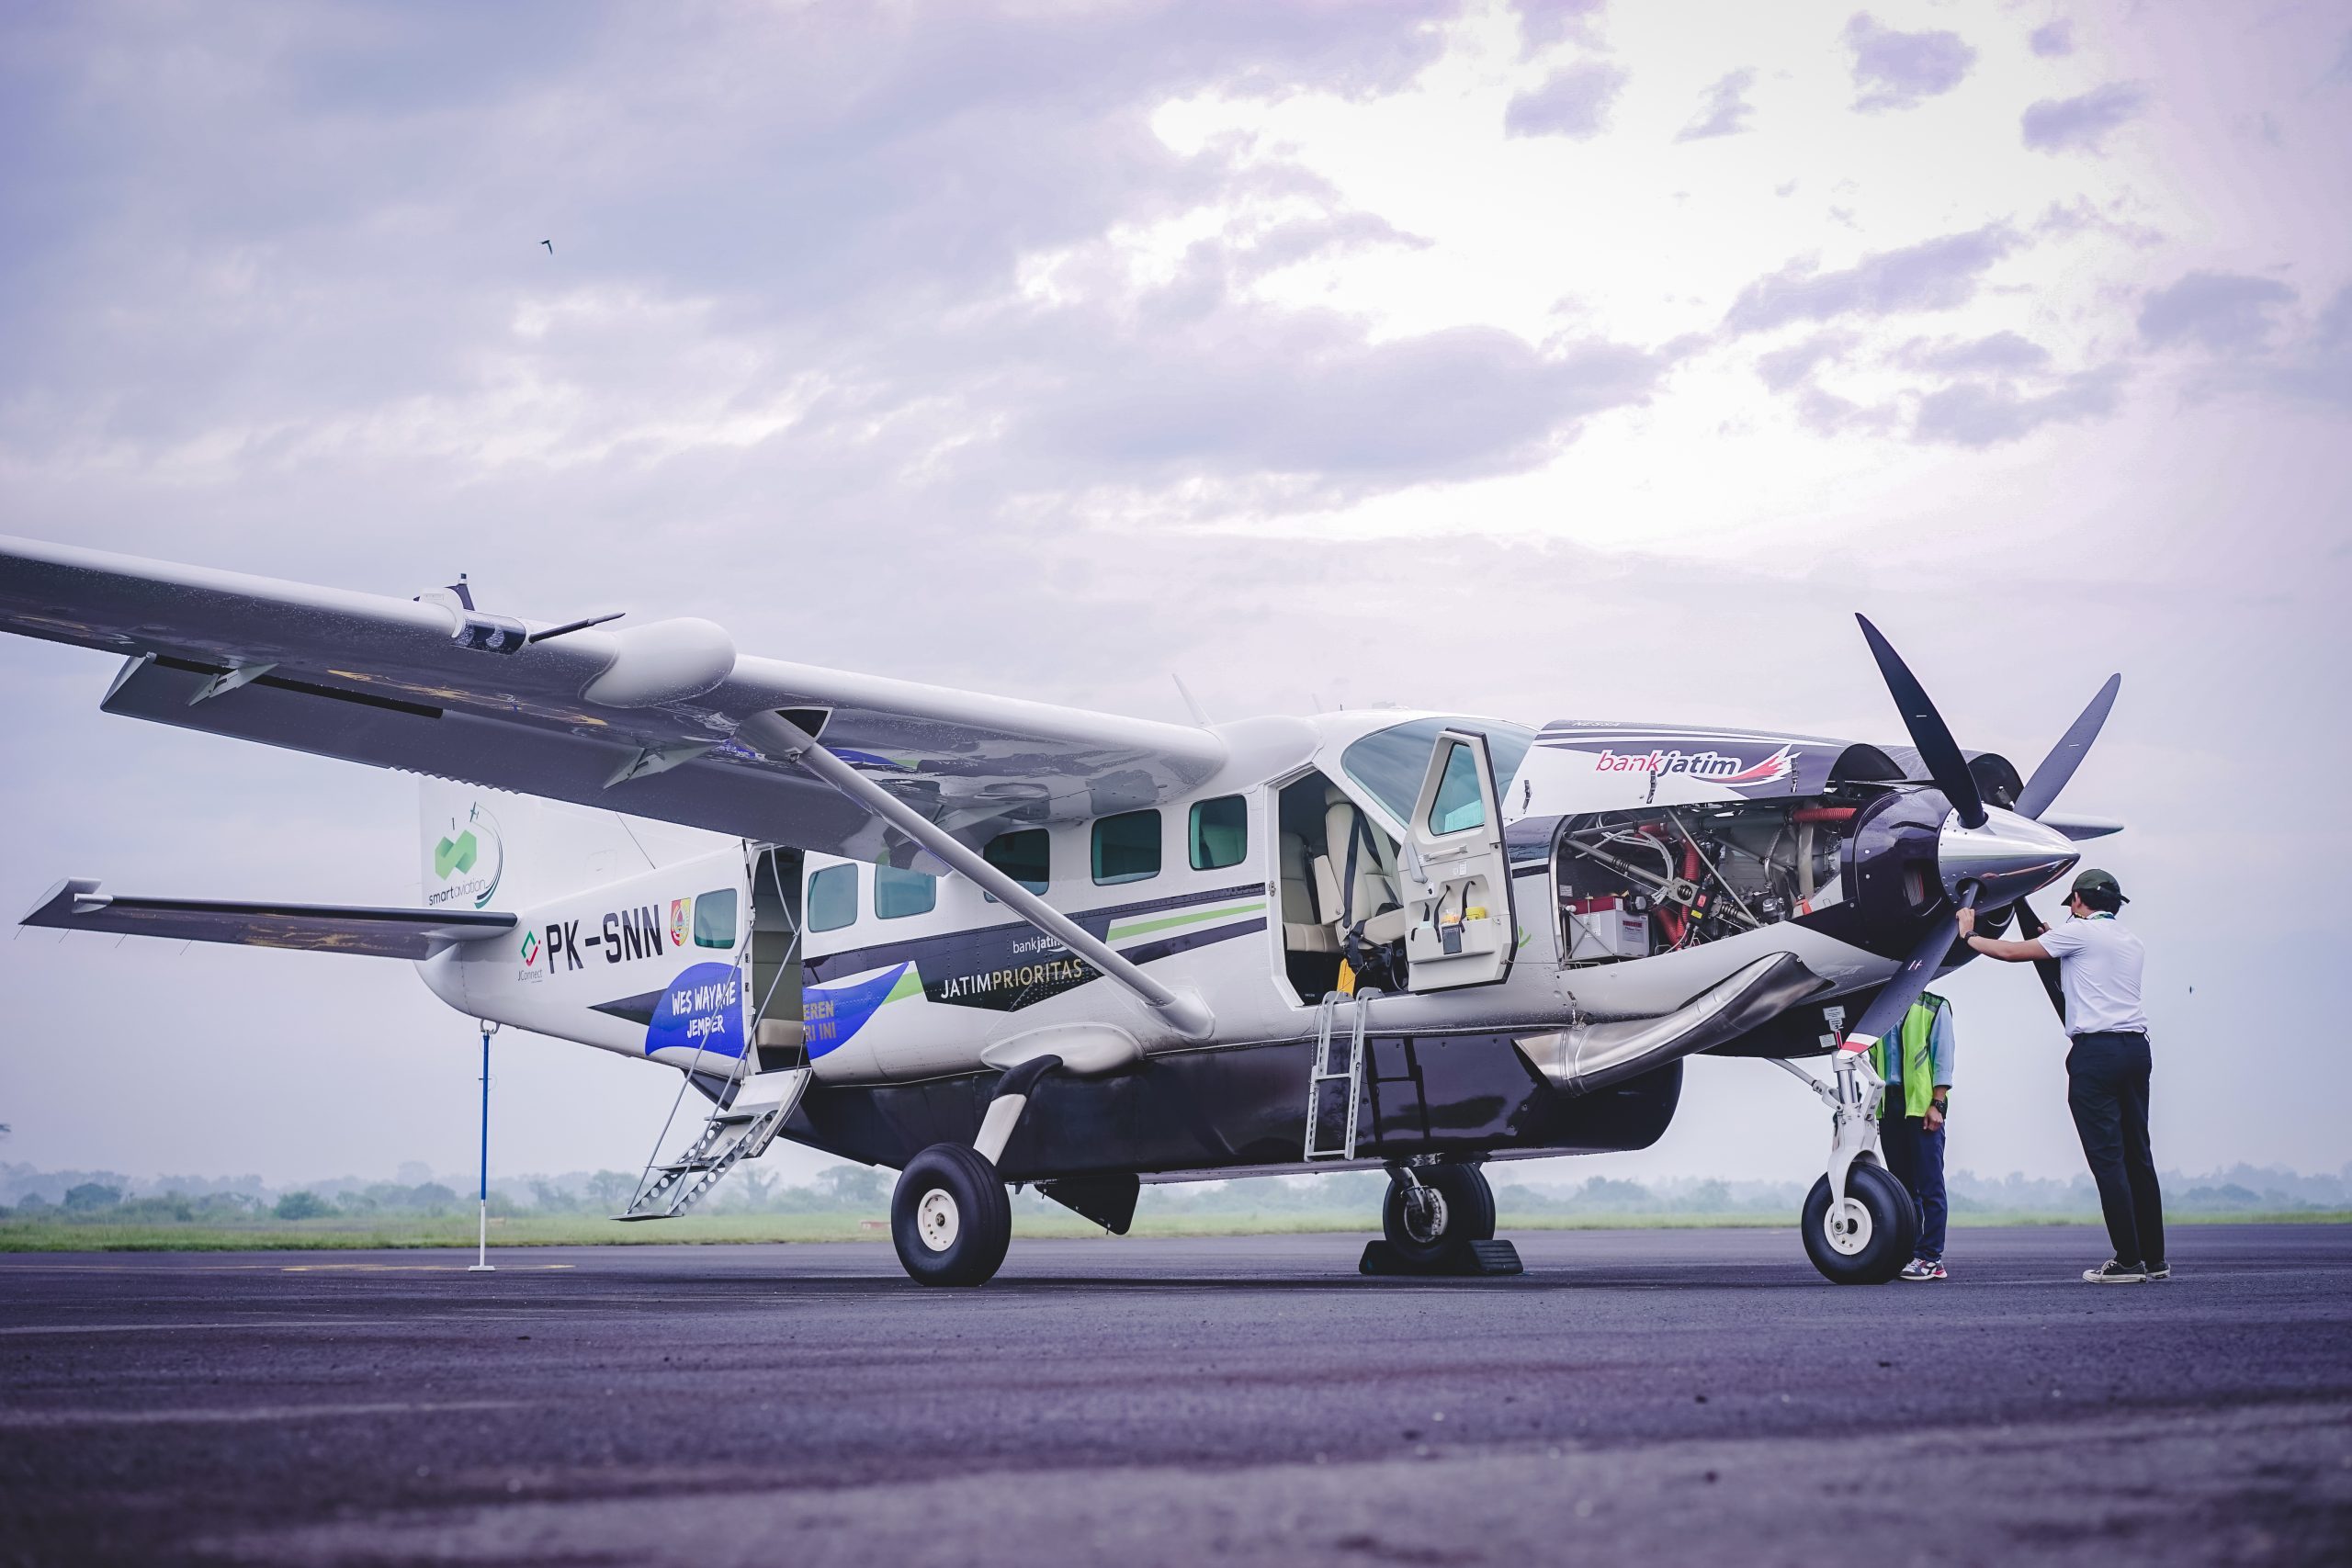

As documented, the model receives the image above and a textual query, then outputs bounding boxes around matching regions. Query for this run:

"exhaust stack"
[1516,952,1829,1097]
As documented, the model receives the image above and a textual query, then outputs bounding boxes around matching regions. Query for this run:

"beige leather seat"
[1280,831,1339,953]
[1313,790,1409,947]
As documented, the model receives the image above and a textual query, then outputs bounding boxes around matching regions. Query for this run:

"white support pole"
[469,1021,498,1273]
[739,710,1216,1041]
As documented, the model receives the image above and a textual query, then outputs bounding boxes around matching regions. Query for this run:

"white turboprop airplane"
[3,536,2120,1286]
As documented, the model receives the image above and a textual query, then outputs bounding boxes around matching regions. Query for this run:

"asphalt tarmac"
[2,1224,2347,1567]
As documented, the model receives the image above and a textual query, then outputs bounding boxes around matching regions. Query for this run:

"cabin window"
[692,887,738,948]
[1189,795,1248,871]
[807,864,858,932]
[1092,809,1161,886]
[875,863,937,919]
[982,828,1050,897]
[1428,741,1487,834]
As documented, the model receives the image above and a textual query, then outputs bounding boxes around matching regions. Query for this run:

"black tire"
[1801,1163,1917,1285]
[891,1144,1012,1287]
[1381,1163,1496,1269]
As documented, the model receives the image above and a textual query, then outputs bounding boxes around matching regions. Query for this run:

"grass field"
[3,1208,2343,1252]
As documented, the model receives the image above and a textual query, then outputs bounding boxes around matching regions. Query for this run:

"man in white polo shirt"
[1958,868,2166,1284]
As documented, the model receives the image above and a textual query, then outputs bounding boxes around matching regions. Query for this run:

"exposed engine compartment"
[1554,795,1863,964]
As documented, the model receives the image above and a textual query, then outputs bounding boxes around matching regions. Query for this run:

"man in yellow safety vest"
[1872,991,1954,1281]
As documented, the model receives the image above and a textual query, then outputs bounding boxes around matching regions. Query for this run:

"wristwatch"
[1929,1097,1949,1115]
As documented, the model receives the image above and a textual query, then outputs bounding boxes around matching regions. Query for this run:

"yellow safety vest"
[1871,992,1947,1121]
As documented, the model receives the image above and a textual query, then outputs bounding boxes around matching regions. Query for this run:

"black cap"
[2066,867,2128,904]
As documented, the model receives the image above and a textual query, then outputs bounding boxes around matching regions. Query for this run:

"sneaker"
[2083,1260,2148,1284]
[2144,1263,2170,1280]
[1898,1258,1947,1281]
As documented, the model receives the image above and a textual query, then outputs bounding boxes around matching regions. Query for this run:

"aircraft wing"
[21,879,515,960]
[0,536,1227,860]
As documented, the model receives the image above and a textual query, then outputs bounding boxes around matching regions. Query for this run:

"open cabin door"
[1398,729,1517,991]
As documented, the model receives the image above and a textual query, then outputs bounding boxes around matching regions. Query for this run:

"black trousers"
[2066,1030,2165,1269]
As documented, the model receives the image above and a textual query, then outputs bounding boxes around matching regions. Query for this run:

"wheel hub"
[915,1188,960,1253]
[1823,1196,1872,1257]
[1402,1185,1449,1245]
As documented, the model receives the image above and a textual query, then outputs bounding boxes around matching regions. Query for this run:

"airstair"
[616,1063,809,1221]
[1303,988,1379,1161]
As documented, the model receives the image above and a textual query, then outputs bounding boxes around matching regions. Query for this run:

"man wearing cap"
[1958,869,2166,1284]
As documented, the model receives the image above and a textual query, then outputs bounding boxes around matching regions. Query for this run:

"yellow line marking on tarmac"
[277,1263,577,1272]
[0,1261,580,1272]
[0,1399,520,1428]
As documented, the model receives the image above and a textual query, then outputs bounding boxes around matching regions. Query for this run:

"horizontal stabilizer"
[20,878,514,960]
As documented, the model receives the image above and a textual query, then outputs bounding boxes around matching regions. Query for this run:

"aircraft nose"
[1938,807,2079,908]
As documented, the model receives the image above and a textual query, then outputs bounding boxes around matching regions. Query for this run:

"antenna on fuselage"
[1170,673,1212,728]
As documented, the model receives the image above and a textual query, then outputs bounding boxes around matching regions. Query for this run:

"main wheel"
[1381,1163,1496,1270]
[1801,1163,1917,1285]
[892,1144,1012,1287]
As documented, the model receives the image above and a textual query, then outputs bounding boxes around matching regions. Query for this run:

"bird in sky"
[541,239,553,254]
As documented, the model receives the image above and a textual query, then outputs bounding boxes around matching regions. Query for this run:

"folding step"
[616,1066,811,1222]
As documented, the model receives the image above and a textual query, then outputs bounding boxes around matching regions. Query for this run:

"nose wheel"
[1801,1164,1916,1283]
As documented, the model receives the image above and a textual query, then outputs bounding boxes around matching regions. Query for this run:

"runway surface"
[2,1224,2347,1566]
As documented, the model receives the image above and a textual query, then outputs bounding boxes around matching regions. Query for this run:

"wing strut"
[738,712,1216,1043]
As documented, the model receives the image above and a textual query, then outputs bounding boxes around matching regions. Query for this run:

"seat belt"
[1338,810,1385,982]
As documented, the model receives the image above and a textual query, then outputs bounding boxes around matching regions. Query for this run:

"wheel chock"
[1358,1238,1523,1277]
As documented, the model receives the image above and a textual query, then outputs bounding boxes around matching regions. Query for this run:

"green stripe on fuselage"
[1107,900,1267,942]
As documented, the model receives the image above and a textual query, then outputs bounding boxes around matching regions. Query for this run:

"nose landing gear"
[1773,1041,1918,1285]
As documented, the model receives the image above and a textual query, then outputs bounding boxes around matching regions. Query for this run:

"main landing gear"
[891,1144,1012,1286]
[1362,1161,1521,1276]
[889,1055,1064,1287]
[1773,1043,1918,1285]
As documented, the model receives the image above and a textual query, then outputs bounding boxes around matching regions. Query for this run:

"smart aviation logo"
[427,803,505,909]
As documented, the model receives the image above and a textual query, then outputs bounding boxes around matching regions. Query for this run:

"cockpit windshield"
[1340,717,1536,828]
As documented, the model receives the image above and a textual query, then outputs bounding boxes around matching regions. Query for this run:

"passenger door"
[1398,729,1517,991]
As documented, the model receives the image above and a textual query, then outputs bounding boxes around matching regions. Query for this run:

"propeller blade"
[2015,673,2120,820]
[2011,898,2069,1021]
[1839,886,1977,1055]
[1856,615,1985,829]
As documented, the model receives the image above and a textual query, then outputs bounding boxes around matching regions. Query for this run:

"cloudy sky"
[2,0,2346,1192]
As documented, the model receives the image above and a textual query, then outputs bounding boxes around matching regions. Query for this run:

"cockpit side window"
[1342,717,1534,828]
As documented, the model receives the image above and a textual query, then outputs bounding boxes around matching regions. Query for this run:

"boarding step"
[1358,1238,1523,1277]
[1303,989,1379,1161]
[616,1066,810,1222]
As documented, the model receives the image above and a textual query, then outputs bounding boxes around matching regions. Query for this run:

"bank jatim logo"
[1592,742,1798,789]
